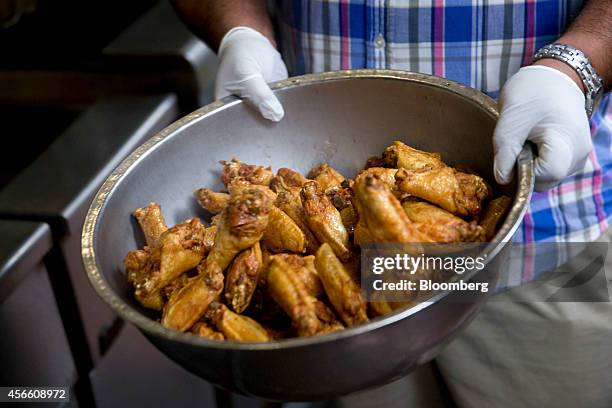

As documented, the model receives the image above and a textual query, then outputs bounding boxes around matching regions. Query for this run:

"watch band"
[533,43,604,118]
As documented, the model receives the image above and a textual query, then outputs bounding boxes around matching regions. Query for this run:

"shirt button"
[375,34,385,49]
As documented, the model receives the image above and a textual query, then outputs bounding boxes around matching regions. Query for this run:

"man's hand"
[493,65,592,191]
[172,1,287,121]
[494,0,610,191]
[215,27,288,122]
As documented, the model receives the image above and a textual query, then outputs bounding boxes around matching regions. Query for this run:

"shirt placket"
[367,0,387,69]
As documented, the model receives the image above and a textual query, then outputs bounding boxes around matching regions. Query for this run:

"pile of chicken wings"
[124,141,510,342]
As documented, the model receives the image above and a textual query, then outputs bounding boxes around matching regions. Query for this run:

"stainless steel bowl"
[82,70,534,401]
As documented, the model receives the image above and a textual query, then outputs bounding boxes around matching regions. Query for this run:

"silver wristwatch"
[533,43,604,118]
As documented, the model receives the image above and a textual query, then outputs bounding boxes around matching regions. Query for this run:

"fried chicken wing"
[263,206,306,253]
[125,217,209,310]
[308,163,345,190]
[224,242,263,313]
[161,260,223,332]
[133,203,167,247]
[353,174,430,245]
[206,189,272,270]
[190,321,225,341]
[275,189,320,254]
[479,195,512,240]
[220,158,273,187]
[402,199,485,243]
[227,177,277,202]
[194,188,229,214]
[300,181,351,261]
[267,255,343,336]
[315,243,368,326]
[382,141,445,171]
[276,167,309,187]
[207,302,270,342]
[395,167,490,217]
[359,168,398,190]
[273,254,323,298]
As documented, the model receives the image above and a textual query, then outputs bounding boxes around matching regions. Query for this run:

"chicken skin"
[276,167,309,187]
[206,188,272,271]
[267,255,343,337]
[308,163,345,191]
[194,188,229,214]
[273,253,324,298]
[125,217,209,310]
[220,158,273,187]
[402,199,485,243]
[224,242,263,313]
[382,141,445,171]
[315,244,368,326]
[206,302,270,342]
[395,167,490,217]
[275,188,320,254]
[263,206,307,253]
[301,181,351,261]
[133,202,168,247]
[353,174,430,245]
[227,177,277,202]
[161,260,224,332]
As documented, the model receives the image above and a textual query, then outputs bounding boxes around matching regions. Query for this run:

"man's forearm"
[535,0,612,90]
[171,0,275,51]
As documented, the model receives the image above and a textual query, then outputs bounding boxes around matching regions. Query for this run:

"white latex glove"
[493,65,592,191]
[215,26,288,122]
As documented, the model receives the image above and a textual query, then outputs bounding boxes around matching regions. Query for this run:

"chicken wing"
[358,168,398,190]
[194,188,229,214]
[382,141,445,171]
[220,158,273,187]
[206,188,272,270]
[395,167,490,217]
[274,183,320,254]
[262,206,306,253]
[161,260,224,332]
[353,174,430,245]
[125,217,209,310]
[308,163,345,190]
[190,321,225,341]
[133,202,167,247]
[224,242,263,313]
[315,243,368,326]
[207,302,270,342]
[300,181,351,261]
[227,177,277,202]
[276,167,309,187]
[402,199,485,243]
[479,195,512,240]
[273,253,323,298]
[267,255,343,337]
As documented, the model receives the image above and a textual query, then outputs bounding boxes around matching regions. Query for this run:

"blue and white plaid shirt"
[270,0,612,284]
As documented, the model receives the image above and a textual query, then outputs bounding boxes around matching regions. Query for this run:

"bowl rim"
[81,69,534,351]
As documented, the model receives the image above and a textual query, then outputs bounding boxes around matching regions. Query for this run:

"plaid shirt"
[271,0,612,284]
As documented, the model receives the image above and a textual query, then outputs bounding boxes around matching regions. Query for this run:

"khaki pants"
[337,229,612,408]
[436,228,612,408]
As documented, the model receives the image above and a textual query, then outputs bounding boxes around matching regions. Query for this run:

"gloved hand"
[216,26,288,122]
[493,65,592,191]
